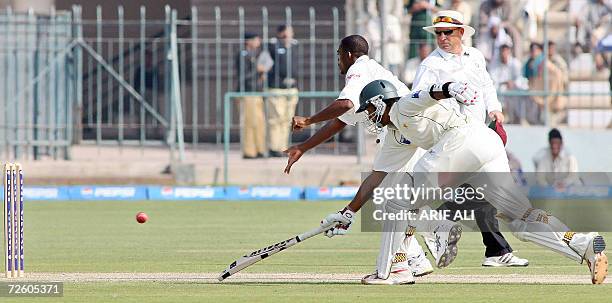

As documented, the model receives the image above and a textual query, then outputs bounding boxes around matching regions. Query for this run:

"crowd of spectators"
[235,0,610,158]
[357,0,611,126]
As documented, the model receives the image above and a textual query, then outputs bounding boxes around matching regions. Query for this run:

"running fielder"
[284,35,465,280]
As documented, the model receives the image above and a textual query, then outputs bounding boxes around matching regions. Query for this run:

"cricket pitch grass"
[2,201,611,302]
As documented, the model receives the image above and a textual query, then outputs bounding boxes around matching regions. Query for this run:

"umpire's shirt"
[412,46,501,124]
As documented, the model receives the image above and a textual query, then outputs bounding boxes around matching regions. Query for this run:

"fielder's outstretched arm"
[292,99,353,131]
[284,118,347,174]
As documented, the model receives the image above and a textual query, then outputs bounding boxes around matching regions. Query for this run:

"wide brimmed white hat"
[422,10,476,37]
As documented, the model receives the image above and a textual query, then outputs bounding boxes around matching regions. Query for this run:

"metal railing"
[0,5,186,161]
[2,2,608,164]
[223,91,363,185]
[77,4,346,150]
[76,3,342,144]
[1,4,352,162]
[0,9,76,160]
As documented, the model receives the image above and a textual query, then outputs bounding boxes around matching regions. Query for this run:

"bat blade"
[218,222,335,281]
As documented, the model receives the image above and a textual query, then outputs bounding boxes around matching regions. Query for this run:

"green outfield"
[3,200,611,302]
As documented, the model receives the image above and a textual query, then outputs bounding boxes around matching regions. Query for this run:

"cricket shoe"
[407,250,434,277]
[482,253,529,267]
[584,233,608,284]
[361,270,415,285]
[422,221,463,268]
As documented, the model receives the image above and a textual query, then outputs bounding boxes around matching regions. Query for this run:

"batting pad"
[505,209,583,262]
[376,198,419,279]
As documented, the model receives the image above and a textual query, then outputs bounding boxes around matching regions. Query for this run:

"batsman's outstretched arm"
[292,99,353,131]
[320,170,388,237]
[346,171,387,212]
[284,118,347,174]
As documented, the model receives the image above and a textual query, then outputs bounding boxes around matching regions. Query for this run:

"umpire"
[413,10,528,267]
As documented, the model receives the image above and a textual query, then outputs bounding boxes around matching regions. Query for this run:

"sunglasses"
[434,29,457,36]
[433,16,464,25]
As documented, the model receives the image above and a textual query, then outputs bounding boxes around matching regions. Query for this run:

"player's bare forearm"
[305,99,353,125]
[284,118,347,174]
[346,171,387,213]
[298,118,346,152]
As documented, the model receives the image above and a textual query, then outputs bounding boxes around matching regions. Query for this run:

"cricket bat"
[218,221,336,281]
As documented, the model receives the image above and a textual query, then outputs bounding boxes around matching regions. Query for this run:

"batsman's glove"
[429,82,479,105]
[321,207,355,238]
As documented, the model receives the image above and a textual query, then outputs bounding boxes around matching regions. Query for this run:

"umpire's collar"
[435,46,468,61]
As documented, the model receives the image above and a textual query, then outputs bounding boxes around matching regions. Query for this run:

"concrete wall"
[505,125,612,172]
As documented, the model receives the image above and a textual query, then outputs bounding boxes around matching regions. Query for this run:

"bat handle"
[298,221,337,241]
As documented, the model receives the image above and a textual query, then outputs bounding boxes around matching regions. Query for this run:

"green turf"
[6,283,612,303]
[3,200,611,302]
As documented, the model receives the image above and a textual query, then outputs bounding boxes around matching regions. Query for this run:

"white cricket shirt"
[388,91,471,150]
[337,55,410,126]
[412,46,502,124]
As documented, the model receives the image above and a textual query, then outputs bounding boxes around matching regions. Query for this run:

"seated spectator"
[547,41,569,89]
[544,42,571,125]
[568,0,588,44]
[479,0,521,59]
[490,45,526,91]
[489,44,531,124]
[579,0,611,74]
[444,0,473,46]
[577,0,611,52]
[522,42,544,123]
[533,128,580,187]
[569,43,598,78]
[402,43,431,87]
[523,42,544,81]
[366,2,403,75]
[521,0,549,41]
[477,15,513,63]
[523,43,567,125]
[406,0,441,59]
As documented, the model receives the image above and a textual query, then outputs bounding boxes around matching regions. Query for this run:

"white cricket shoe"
[407,251,434,277]
[584,233,608,284]
[482,253,529,267]
[361,270,415,285]
[422,221,463,268]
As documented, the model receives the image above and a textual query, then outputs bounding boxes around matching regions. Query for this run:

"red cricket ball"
[136,212,148,224]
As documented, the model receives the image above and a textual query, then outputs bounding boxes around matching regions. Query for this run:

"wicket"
[3,163,24,278]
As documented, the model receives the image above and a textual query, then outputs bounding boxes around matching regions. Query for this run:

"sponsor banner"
[529,186,612,200]
[147,186,225,200]
[304,186,358,200]
[225,186,302,200]
[0,186,71,200]
[1,185,611,201]
[68,186,148,200]
[23,186,70,200]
